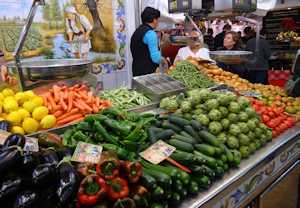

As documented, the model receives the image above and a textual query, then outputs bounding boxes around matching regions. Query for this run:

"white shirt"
[174,46,212,63]
[65,15,93,34]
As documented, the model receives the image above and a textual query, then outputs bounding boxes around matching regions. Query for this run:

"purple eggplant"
[0,177,22,200]
[32,163,57,187]
[0,146,22,175]
[40,149,59,165]
[3,134,25,148]
[13,190,40,208]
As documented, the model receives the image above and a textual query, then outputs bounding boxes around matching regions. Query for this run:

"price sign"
[72,142,103,164]
[239,90,261,98]
[24,137,39,152]
[140,140,176,164]
[0,130,10,145]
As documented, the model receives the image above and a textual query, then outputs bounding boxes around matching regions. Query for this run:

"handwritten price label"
[140,140,176,164]
[72,142,103,164]
[24,137,39,152]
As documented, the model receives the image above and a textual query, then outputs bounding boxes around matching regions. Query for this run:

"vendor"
[174,31,212,63]
[217,31,248,79]
[64,6,93,60]
[130,7,167,76]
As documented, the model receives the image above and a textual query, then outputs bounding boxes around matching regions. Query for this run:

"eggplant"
[0,177,22,200]
[0,146,22,175]
[13,190,40,208]
[32,163,57,187]
[56,162,79,205]
[56,148,73,160]
[0,120,11,132]
[22,151,40,173]
[39,185,58,208]
[3,134,26,148]
[40,149,59,165]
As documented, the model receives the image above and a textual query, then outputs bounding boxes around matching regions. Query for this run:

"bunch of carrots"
[40,84,111,126]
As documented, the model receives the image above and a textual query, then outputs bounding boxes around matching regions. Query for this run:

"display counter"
[179,123,300,208]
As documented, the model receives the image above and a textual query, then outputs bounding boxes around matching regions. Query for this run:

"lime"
[22,118,39,134]
[40,115,56,129]
[7,111,22,124]
[3,100,19,113]
[18,109,30,120]
[2,88,15,97]
[32,106,49,121]
[11,126,25,135]
[23,101,37,113]
[32,96,44,107]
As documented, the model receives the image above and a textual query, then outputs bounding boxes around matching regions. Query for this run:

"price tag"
[0,130,10,145]
[139,140,176,164]
[24,137,39,152]
[239,90,262,98]
[71,142,103,164]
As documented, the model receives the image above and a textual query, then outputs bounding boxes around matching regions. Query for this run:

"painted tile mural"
[0,0,126,74]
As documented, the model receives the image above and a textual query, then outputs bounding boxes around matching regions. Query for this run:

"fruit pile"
[250,98,297,137]
[0,88,56,134]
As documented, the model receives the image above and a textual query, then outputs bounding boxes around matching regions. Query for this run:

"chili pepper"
[103,118,131,136]
[77,174,107,206]
[113,197,136,208]
[96,159,120,180]
[3,134,26,148]
[0,146,22,175]
[121,161,143,183]
[94,121,119,145]
[56,162,80,205]
[106,177,129,201]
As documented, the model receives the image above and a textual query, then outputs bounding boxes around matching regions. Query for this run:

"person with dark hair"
[242,26,254,45]
[204,28,215,51]
[214,24,232,49]
[130,7,166,76]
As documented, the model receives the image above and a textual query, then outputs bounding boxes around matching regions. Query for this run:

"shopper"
[214,24,232,50]
[174,31,212,63]
[64,6,93,60]
[242,26,254,45]
[204,28,215,51]
[130,7,167,76]
[217,31,248,79]
[246,29,271,84]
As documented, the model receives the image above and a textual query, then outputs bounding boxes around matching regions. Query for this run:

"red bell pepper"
[106,177,129,201]
[121,161,143,183]
[96,158,120,180]
[77,174,107,206]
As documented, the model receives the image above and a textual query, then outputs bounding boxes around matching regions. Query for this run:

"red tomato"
[279,123,288,132]
[267,120,276,128]
[262,115,271,123]
[272,130,278,138]
[268,111,275,118]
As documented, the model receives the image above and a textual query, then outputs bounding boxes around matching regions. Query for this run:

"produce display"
[100,87,151,109]
[0,88,56,134]
[168,60,215,89]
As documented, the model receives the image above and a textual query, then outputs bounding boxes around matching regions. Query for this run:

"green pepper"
[72,131,89,142]
[102,143,129,160]
[76,122,92,131]
[94,121,119,145]
[103,118,131,135]
[125,118,155,142]
[84,114,107,124]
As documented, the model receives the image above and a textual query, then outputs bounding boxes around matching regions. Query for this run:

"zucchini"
[173,179,183,192]
[152,186,165,201]
[168,116,190,127]
[216,160,224,167]
[168,139,194,152]
[148,127,164,143]
[190,119,203,131]
[194,150,218,168]
[180,131,195,139]
[162,121,182,133]
[155,129,175,140]
[188,180,199,195]
[223,163,229,171]
[214,166,225,177]
[214,146,224,156]
[221,144,234,163]
[170,192,181,204]
[184,125,202,142]
[198,130,221,147]
[220,154,228,163]
[151,204,164,208]
[170,150,195,165]
[172,134,197,144]
[141,160,180,179]
[195,144,216,156]
[190,165,215,178]
[143,168,172,189]
[179,188,188,199]
[193,175,211,189]
[165,164,191,185]
[141,171,157,190]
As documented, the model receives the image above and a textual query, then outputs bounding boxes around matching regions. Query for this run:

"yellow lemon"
[24,90,35,99]
[32,96,44,107]
[23,101,37,113]
[32,106,49,121]
[3,96,16,104]
[40,115,56,129]
[18,109,30,120]
[22,118,39,134]
[11,126,25,135]
[0,93,4,101]
[3,100,18,113]
[0,102,2,114]
[2,88,15,97]
[7,111,22,125]
[15,92,27,104]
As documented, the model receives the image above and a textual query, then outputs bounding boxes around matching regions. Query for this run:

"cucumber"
[152,186,165,200]
[220,154,228,163]
[194,150,218,168]
[170,192,181,204]
[195,144,216,156]
[143,168,172,189]
[184,125,202,142]
[141,171,157,190]
[168,139,194,152]
[216,160,224,167]
[190,119,203,131]
[173,179,183,192]
[214,166,225,177]
[188,180,199,195]
[170,150,195,164]
[214,146,224,156]
[190,165,215,178]
[168,116,190,127]
[180,131,195,139]
[155,129,175,140]
[162,121,182,133]
[221,144,234,163]
[172,134,197,144]
[165,164,191,185]
[223,163,229,171]
[193,175,211,189]
[141,160,181,179]
[179,188,188,199]
[148,127,162,143]
[198,130,221,147]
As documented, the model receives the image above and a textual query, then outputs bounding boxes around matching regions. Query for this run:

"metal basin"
[7,59,92,81]
[210,51,253,65]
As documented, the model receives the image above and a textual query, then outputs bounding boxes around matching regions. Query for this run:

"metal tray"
[210,51,253,64]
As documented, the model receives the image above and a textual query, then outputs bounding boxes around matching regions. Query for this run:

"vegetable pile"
[168,61,215,89]
[100,87,151,109]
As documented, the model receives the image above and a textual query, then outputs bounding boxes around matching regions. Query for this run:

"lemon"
[40,115,56,129]
[23,101,37,113]
[15,92,27,104]
[0,102,2,114]
[32,106,49,120]
[4,96,16,104]
[24,90,35,99]
[2,88,15,97]
[18,109,30,120]
[0,93,4,101]
[11,126,25,135]
[7,111,22,124]
[3,100,18,113]
[22,118,39,134]
[32,96,44,107]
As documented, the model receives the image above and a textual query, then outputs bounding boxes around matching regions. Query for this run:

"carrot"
[59,92,68,111]
[87,91,93,103]
[52,85,61,102]
[54,110,63,117]
[92,104,99,114]
[79,91,88,100]
[73,92,82,99]
[57,114,83,125]
[70,116,84,124]
[77,99,93,112]
[46,92,58,111]
[57,108,79,121]
[95,97,100,108]
[41,95,48,107]
[67,92,73,112]
[166,157,191,173]
[73,101,86,112]
[63,90,69,100]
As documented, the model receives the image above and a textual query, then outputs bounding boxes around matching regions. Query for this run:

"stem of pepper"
[85,181,100,195]
[102,161,116,176]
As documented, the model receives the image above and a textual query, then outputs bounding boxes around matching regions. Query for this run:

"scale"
[8,0,93,91]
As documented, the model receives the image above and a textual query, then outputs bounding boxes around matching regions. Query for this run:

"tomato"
[284,120,293,128]
[272,130,278,138]
[268,111,275,118]
[275,96,281,101]
[279,123,288,132]
[262,114,271,123]
[267,120,276,128]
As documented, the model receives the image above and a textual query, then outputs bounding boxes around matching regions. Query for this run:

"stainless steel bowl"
[170,35,196,45]
[7,59,92,81]
[210,51,253,65]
